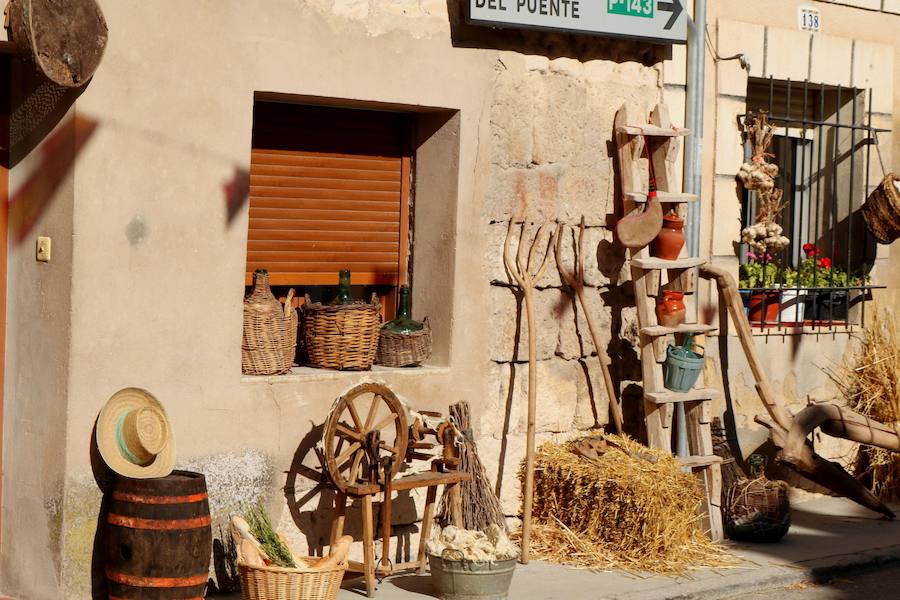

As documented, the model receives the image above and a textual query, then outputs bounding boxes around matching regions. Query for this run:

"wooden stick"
[555,217,624,435]
[503,219,557,565]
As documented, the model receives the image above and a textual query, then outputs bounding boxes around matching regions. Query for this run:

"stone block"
[664,43,687,87]
[524,54,550,73]
[532,72,588,165]
[711,176,744,257]
[556,163,614,226]
[573,358,611,430]
[853,41,894,114]
[549,57,584,78]
[483,221,563,288]
[555,225,614,288]
[884,0,900,14]
[715,97,747,177]
[810,33,853,87]
[331,0,369,20]
[555,286,613,360]
[489,286,565,362]
[716,20,764,95]
[493,359,579,435]
[834,0,881,8]
[764,28,811,81]
[483,164,561,222]
[490,71,534,167]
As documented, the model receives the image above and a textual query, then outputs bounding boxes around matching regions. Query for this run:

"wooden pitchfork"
[555,216,624,435]
[502,219,557,565]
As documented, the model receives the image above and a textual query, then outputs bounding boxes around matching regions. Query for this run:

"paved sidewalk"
[216,496,900,600]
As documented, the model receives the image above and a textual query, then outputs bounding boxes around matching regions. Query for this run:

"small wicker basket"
[242,270,298,376]
[302,294,381,370]
[237,559,345,600]
[862,173,900,244]
[376,318,433,367]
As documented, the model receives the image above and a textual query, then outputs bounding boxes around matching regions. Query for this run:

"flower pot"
[650,213,685,260]
[778,289,806,325]
[811,290,849,322]
[739,290,752,317]
[656,290,686,328]
[747,291,781,324]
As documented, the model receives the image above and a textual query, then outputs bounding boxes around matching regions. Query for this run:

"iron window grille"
[738,77,888,330]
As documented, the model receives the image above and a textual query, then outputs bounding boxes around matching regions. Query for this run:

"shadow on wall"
[444,0,670,65]
[88,420,114,600]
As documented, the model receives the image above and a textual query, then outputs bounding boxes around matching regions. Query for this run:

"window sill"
[241,364,450,384]
[713,323,864,337]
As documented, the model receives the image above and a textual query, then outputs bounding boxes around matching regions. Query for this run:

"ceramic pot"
[748,291,781,324]
[651,213,685,260]
[778,288,807,325]
[657,290,687,327]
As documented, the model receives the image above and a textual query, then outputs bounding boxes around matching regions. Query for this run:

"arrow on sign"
[657,0,683,30]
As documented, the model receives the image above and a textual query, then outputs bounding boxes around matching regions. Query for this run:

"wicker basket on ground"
[302,294,381,370]
[862,173,900,244]
[237,558,345,600]
[724,476,791,543]
[376,318,432,367]
[242,270,298,376]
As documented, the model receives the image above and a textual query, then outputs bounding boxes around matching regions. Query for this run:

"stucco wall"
[0,1,897,598]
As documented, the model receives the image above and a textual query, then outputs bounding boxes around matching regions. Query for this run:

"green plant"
[244,505,297,568]
[739,260,780,289]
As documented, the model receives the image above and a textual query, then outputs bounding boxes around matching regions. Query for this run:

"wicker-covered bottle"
[242,269,298,375]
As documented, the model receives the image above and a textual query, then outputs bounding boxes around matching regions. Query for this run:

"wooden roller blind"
[246,101,411,286]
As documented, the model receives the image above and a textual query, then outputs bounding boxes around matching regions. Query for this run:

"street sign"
[468,0,687,45]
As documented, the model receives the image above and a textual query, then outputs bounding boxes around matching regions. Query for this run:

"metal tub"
[428,555,516,600]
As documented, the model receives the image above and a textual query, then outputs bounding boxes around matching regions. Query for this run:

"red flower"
[818,257,832,269]
[802,243,818,257]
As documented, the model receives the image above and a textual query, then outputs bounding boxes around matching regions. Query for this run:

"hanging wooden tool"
[555,216,624,434]
[5,0,109,87]
[502,219,557,564]
[615,134,663,248]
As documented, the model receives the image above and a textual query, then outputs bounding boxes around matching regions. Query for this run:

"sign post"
[468,0,687,44]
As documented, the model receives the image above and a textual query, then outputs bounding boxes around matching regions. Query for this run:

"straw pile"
[830,310,900,502]
[517,434,730,573]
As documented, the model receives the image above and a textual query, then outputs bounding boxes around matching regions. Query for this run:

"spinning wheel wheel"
[323,383,409,494]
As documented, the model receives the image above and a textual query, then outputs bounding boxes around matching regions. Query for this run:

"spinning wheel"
[323,383,409,495]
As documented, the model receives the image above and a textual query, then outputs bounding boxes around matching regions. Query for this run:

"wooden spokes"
[323,383,409,494]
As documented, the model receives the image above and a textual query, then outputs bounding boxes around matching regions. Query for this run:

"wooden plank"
[627,191,699,203]
[245,261,399,273]
[249,197,400,212]
[249,251,398,263]
[249,207,400,222]
[418,486,437,574]
[250,186,399,202]
[640,323,717,336]
[248,229,399,242]
[250,164,400,180]
[679,455,723,469]
[616,124,690,137]
[250,175,401,192]
[362,495,376,597]
[631,256,706,270]
[248,218,399,233]
[645,388,722,404]
[248,240,398,253]
[251,151,400,170]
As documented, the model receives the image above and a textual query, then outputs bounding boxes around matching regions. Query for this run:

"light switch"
[36,236,51,262]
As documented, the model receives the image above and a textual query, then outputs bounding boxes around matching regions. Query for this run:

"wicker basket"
[376,318,433,367]
[724,476,791,543]
[302,295,381,370]
[242,270,298,376]
[862,173,900,244]
[237,559,345,600]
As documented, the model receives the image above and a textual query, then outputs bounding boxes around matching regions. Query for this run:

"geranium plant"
[797,244,864,288]
[739,251,780,288]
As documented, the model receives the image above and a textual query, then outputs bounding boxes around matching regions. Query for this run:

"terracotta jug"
[651,212,686,260]
[657,290,686,327]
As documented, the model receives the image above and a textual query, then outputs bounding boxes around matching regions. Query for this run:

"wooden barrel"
[105,470,212,599]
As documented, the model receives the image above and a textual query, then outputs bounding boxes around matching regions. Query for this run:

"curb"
[611,544,900,600]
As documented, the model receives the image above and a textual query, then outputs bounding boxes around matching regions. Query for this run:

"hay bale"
[517,434,730,573]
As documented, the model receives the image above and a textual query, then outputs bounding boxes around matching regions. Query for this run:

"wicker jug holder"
[242,270,298,376]
[301,293,381,370]
[862,173,900,244]
[376,318,433,367]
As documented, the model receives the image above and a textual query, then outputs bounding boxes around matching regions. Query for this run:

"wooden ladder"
[615,103,724,542]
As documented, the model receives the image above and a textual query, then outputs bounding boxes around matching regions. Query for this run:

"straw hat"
[96,388,175,479]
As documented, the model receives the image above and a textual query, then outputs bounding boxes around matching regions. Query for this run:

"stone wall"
[478,53,661,513]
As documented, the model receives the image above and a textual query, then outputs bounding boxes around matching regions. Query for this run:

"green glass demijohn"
[382,285,423,334]
[330,269,354,305]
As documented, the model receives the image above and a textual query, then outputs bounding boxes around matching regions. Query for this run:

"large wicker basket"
[302,295,381,370]
[862,173,900,244]
[724,476,791,543]
[376,318,433,367]
[242,270,298,376]
[237,559,345,600]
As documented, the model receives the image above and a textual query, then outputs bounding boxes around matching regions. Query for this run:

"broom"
[438,401,508,532]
